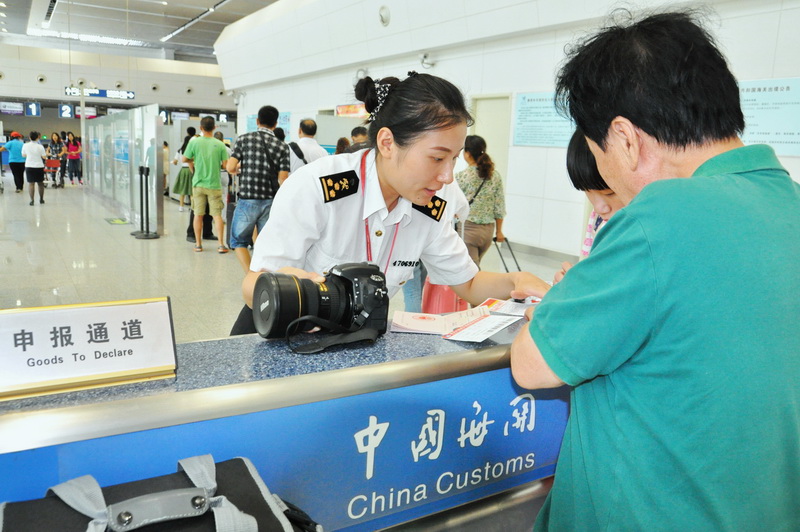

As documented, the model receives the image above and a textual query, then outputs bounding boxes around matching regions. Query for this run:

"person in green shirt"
[183,116,230,253]
[511,10,800,531]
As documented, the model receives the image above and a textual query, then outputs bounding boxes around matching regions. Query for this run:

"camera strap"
[286,315,380,354]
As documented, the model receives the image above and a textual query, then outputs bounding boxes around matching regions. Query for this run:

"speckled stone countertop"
[0,322,523,415]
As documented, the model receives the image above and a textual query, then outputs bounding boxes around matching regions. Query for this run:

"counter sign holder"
[0,297,176,401]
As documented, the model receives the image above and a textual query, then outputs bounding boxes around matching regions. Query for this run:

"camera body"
[253,262,389,339]
[329,262,389,333]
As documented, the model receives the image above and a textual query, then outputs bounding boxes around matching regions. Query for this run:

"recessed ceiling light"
[1,29,6,33]
[0,3,6,7]
[0,13,7,18]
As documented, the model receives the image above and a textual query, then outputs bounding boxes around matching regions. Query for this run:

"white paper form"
[442,314,523,342]
[390,306,490,335]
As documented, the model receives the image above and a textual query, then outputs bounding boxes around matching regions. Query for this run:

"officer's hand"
[277,266,325,284]
[509,272,551,301]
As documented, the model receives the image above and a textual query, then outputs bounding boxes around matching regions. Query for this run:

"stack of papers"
[390,298,538,342]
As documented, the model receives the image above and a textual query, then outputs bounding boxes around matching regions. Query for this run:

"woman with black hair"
[455,135,506,267]
[553,129,625,283]
[171,129,196,211]
[46,132,66,188]
[239,72,549,328]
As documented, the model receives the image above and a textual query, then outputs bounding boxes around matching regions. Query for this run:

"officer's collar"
[362,150,413,227]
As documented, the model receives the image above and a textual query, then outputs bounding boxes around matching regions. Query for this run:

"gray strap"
[45,456,257,532]
[178,454,218,492]
[210,498,258,532]
[105,487,209,531]
[0,501,6,532]
[240,457,294,532]
[179,455,258,532]
[49,475,107,532]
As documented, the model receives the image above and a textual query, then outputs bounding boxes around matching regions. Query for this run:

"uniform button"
[375,230,383,237]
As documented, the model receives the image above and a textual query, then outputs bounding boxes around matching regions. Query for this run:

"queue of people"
[1,130,83,201]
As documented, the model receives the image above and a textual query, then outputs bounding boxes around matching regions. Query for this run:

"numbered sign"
[25,102,42,117]
[59,103,74,119]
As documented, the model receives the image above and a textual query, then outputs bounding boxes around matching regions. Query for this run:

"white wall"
[216,0,800,255]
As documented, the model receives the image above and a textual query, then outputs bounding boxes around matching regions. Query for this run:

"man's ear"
[609,116,640,171]
[375,127,395,160]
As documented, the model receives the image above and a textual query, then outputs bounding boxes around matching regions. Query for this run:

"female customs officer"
[239,72,549,330]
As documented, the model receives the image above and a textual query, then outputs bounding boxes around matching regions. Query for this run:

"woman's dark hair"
[51,132,61,143]
[567,129,609,191]
[464,135,494,180]
[67,131,75,141]
[355,72,473,148]
[178,134,193,154]
[335,137,350,154]
[273,127,286,141]
[555,9,744,150]
[186,126,197,136]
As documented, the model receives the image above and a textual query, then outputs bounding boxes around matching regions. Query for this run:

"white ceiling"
[1,0,275,63]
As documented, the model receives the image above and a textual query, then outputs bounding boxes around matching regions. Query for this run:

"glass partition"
[84,104,163,235]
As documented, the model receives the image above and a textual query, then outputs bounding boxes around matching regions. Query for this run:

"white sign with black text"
[0,298,176,400]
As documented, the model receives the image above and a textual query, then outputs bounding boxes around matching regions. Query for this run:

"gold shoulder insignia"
[318,170,359,203]
[413,195,447,222]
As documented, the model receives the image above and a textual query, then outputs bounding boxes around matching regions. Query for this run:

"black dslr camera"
[252,263,389,352]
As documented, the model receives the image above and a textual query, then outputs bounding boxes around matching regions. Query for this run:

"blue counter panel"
[0,369,569,531]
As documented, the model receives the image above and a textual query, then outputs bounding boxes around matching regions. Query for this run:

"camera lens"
[252,272,350,338]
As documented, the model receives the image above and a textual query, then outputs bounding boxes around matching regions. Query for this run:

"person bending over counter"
[510,10,800,532]
[237,72,549,333]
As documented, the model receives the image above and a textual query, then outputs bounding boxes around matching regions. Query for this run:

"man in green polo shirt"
[183,116,230,253]
[510,10,800,531]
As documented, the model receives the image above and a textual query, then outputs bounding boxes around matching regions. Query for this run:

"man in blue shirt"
[511,10,800,531]
[1,132,26,192]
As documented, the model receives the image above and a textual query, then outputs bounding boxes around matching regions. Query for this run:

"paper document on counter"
[390,306,490,335]
[478,298,538,316]
[443,314,523,342]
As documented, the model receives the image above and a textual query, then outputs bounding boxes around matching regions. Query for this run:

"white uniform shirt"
[250,149,478,297]
[296,137,329,163]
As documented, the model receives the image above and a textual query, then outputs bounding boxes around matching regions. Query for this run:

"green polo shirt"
[531,145,800,531]
[183,135,228,189]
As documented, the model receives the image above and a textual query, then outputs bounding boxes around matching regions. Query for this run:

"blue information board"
[513,92,574,147]
[740,77,800,157]
[0,369,569,531]
[113,138,129,163]
[58,103,75,119]
[24,102,41,117]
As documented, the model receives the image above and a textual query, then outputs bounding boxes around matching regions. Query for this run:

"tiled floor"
[0,171,569,345]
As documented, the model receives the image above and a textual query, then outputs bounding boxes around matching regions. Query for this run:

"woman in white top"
[22,131,47,205]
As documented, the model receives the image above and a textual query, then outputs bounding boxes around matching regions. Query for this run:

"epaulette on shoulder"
[318,170,359,203]
[413,195,447,222]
